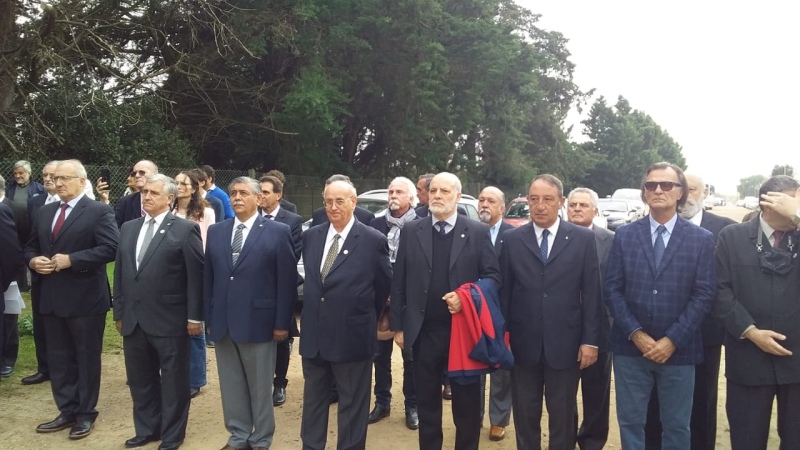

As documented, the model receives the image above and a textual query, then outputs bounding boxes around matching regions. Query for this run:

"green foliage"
[738,174,767,198]
[17,314,33,336]
[771,165,794,177]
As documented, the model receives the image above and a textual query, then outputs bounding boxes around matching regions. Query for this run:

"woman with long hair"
[173,170,215,398]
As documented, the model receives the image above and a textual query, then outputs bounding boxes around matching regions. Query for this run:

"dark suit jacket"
[207,186,234,219]
[204,215,297,343]
[24,196,119,317]
[300,220,392,363]
[0,202,22,292]
[280,197,297,214]
[696,211,735,347]
[714,217,800,385]
[390,215,501,350]
[115,192,142,228]
[310,205,374,227]
[113,213,204,337]
[605,216,716,365]
[2,196,28,245]
[500,220,602,369]
[266,207,303,261]
[594,226,615,352]
[205,195,225,223]
[493,221,514,255]
[6,180,46,203]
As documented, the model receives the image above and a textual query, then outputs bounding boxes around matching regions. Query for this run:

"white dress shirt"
[51,193,86,231]
[431,211,458,234]
[136,209,169,269]
[532,216,560,250]
[321,215,355,272]
[263,205,281,219]
[232,212,259,247]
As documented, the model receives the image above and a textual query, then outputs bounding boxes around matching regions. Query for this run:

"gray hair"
[58,159,88,178]
[43,160,59,170]
[567,187,599,209]
[146,174,177,197]
[12,160,31,174]
[0,175,5,192]
[136,159,159,174]
[418,173,436,190]
[325,174,354,187]
[531,174,564,198]
[228,176,260,195]
[325,179,357,198]
[435,172,462,193]
[390,177,417,203]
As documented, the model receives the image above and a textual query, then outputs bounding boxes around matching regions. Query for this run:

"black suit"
[488,221,514,428]
[0,197,25,368]
[645,211,734,450]
[0,202,23,369]
[205,195,225,223]
[115,192,142,228]
[279,197,297,214]
[114,212,204,445]
[310,205,374,227]
[24,195,119,423]
[390,215,500,450]
[25,193,53,376]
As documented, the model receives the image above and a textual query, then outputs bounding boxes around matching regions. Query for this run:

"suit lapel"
[417,219,433,269]
[41,202,59,249]
[127,217,145,272]
[520,223,544,264]
[53,197,88,243]
[310,224,329,280]
[637,219,658,276]
[235,216,267,269]
[137,213,175,273]
[449,217,469,270]
[656,218,687,277]
[326,221,362,278]
[546,221,572,264]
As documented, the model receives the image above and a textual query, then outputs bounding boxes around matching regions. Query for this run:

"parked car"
[612,188,647,218]
[598,198,639,230]
[504,197,607,229]
[743,196,759,209]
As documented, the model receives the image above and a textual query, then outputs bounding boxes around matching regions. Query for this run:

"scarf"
[386,207,417,263]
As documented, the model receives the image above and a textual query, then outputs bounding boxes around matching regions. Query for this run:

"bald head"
[428,172,462,220]
[478,186,505,226]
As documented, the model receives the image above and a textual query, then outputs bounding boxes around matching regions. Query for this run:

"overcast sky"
[517,1,800,194]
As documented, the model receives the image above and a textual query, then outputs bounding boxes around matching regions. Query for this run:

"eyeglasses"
[644,181,682,192]
[52,175,81,183]
[130,170,148,177]
[324,198,352,209]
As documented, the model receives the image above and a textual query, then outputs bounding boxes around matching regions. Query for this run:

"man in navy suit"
[501,176,602,450]
[477,186,514,442]
[391,172,500,450]
[115,160,158,228]
[0,200,23,384]
[300,179,392,450]
[605,162,716,450]
[309,175,375,227]
[204,177,296,450]
[567,187,615,450]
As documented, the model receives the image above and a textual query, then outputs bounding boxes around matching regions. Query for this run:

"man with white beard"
[644,173,734,450]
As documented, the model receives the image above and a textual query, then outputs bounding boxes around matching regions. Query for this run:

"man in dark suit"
[567,187,614,450]
[115,160,158,228]
[477,186,514,442]
[205,177,296,450]
[644,172,734,450]
[0,176,26,378]
[300,179,392,450]
[0,200,23,384]
[414,173,435,217]
[367,177,419,430]
[20,161,60,385]
[263,170,298,214]
[258,175,303,407]
[501,176,602,450]
[25,159,119,440]
[309,175,375,227]
[605,162,716,450]
[714,175,800,450]
[114,174,204,450]
[391,172,500,450]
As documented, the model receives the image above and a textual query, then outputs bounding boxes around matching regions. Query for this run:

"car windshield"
[599,201,628,212]
[358,199,389,213]
[505,201,529,219]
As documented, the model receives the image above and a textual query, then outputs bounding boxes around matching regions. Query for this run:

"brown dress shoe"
[219,445,249,450]
[251,447,270,450]
[489,425,505,441]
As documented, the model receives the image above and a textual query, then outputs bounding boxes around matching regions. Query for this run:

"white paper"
[4,281,25,315]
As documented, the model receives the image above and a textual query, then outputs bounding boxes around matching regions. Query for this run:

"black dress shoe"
[368,405,391,424]
[36,414,76,433]
[405,409,419,430]
[68,420,94,440]
[442,384,452,400]
[126,435,160,448]
[329,391,339,404]
[0,365,13,378]
[21,372,50,385]
[273,386,286,406]
[158,440,183,450]
[190,387,201,398]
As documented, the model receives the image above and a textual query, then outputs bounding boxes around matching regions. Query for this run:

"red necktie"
[52,204,69,239]
[774,231,785,248]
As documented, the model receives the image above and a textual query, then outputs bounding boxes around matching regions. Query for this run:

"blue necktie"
[540,229,550,261]
[654,225,666,269]
[436,220,448,236]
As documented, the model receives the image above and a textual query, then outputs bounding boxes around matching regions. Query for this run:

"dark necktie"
[654,225,667,268]
[265,214,273,220]
[774,230,785,248]
[436,220,448,236]
[232,223,245,265]
[540,229,550,261]
[321,234,341,281]
[52,204,69,239]
[137,218,156,265]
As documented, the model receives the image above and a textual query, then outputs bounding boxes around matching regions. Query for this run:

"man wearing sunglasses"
[115,160,159,228]
[605,162,716,450]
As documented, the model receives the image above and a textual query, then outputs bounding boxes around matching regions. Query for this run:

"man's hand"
[96,178,110,205]
[577,345,598,369]
[394,331,405,350]
[51,253,72,271]
[273,329,289,341]
[745,328,793,356]
[631,330,657,355]
[115,320,122,334]
[760,189,800,222]
[187,322,202,336]
[442,292,462,314]
[643,336,677,363]
[30,256,56,274]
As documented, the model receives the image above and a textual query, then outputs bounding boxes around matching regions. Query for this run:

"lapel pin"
[259,223,264,227]
[159,230,165,234]
[343,250,349,255]
[461,234,465,238]
[565,236,569,240]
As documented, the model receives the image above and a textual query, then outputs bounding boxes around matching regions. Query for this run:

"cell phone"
[99,168,111,185]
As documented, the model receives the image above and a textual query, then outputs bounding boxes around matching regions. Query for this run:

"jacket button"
[420,310,425,314]
[321,297,325,302]
[230,276,234,281]
[543,293,548,298]
[653,289,657,294]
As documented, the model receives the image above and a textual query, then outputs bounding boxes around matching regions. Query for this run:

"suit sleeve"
[499,233,513,321]
[713,228,754,337]
[373,233,392,318]
[203,226,216,328]
[274,225,298,331]
[0,204,22,291]
[604,232,643,338]
[477,227,501,289]
[290,216,303,262]
[69,205,119,271]
[580,233,602,347]
[114,195,127,229]
[663,232,717,348]
[183,222,205,322]
[112,223,128,321]
[389,227,408,331]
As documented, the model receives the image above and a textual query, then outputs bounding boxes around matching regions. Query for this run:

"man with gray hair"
[6,160,46,209]
[309,174,375,227]
[205,176,297,450]
[114,174,204,450]
[115,160,159,228]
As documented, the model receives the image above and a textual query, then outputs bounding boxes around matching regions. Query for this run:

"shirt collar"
[234,211,259,231]
[327,215,356,243]
[143,209,170,226]
[688,209,703,226]
[62,193,85,209]
[264,204,281,218]
[649,212,678,235]
[431,210,458,229]
[759,214,781,241]
[532,216,560,239]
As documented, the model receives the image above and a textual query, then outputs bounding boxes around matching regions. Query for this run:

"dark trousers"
[274,337,293,389]
[726,380,800,450]
[511,358,580,450]
[575,351,612,450]
[43,313,105,422]
[124,325,191,445]
[30,282,49,374]
[414,327,481,450]
[374,338,416,410]
[1,313,19,368]
[645,345,721,450]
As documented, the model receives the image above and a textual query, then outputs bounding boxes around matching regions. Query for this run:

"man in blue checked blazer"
[605,162,716,450]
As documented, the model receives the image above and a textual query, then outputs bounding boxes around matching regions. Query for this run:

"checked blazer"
[604,215,716,365]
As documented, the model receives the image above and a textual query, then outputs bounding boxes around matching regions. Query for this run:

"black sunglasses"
[644,181,682,192]
[130,170,148,177]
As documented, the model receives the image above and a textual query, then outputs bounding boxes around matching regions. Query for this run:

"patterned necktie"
[137,218,156,265]
[436,220,448,236]
[52,203,69,239]
[654,225,667,268]
[774,230,785,248]
[321,234,341,281]
[231,223,245,265]
[540,229,550,261]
